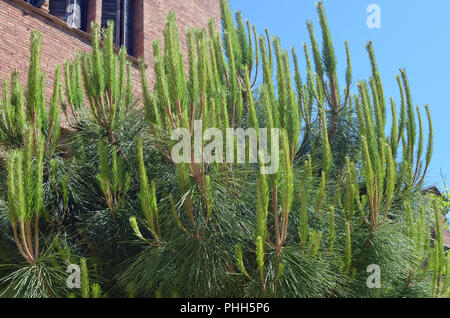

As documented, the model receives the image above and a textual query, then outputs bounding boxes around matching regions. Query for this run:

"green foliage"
[97,140,132,214]
[0,31,60,155]
[6,128,45,266]
[78,257,103,298]
[442,189,450,225]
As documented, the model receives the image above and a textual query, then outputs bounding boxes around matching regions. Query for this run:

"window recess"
[102,0,134,55]
[48,0,87,31]
[25,0,45,7]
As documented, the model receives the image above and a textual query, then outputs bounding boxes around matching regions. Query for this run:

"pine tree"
[0,1,448,298]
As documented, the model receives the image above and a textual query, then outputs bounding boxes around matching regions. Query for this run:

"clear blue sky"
[229,0,450,193]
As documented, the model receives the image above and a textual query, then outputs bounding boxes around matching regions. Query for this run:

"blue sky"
[229,0,450,193]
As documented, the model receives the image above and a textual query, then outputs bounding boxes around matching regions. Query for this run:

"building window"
[49,0,87,31]
[102,0,133,55]
[25,0,45,7]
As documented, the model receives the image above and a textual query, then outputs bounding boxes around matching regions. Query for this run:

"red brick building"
[0,0,221,128]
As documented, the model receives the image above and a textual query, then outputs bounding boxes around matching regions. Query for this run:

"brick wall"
[132,0,144,57]
[0,0,221,128]
[142,0,221,87]
[86,0,102,33]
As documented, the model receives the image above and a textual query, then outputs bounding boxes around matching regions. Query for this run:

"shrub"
[0,1,448,298]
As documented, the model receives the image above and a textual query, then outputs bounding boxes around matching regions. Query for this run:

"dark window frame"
[48,0,88,32]
[101,0,134,56]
